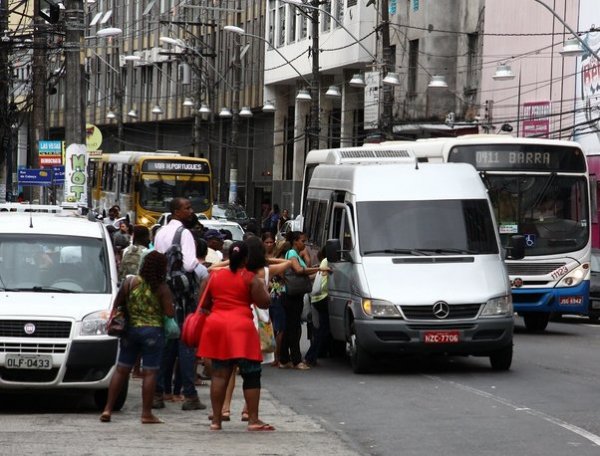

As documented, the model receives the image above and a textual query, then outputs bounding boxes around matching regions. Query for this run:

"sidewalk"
[101,377,363,455]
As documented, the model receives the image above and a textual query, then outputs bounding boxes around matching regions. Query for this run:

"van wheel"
[489,346,513,371]
[347,322,371,374]
[522,313,550,332]
[94,380,129,411]
[329,339,346,358]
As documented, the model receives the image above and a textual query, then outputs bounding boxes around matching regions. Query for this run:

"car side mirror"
[326,239,341,263]
[506,235,526,260]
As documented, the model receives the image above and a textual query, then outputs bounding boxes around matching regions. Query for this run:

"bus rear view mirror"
[507,235,526,260]
[326,239,341,263]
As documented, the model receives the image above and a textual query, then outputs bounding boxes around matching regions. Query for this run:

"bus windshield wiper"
[363,248,431,256]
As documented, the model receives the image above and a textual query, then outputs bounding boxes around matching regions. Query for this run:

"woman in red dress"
[198,241,273,431]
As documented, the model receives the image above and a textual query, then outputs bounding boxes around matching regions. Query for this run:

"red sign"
[522,101,550,138]
[40,156,62,166]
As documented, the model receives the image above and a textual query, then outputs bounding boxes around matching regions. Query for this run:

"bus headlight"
[556,263,589,288]
[481,295,513,317]
[362,299,403,318]
[80,310,111,336]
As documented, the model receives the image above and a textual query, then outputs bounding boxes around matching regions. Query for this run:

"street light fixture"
[151,105,163,115]
[560,38,584,57]
[183,97,194,107]
[96,27,122,38]
[428,75,448,89]
[296,89,312,101]
[382,72,401,86]
[492,63,516,81]
[325,85,342,98]
[127,108,138,118]
[199,103,211,115]
[239,106,253,117]
[106,110,116,119]
[349,73,366,88]
[262,100,276,113]
[219,107,233,118]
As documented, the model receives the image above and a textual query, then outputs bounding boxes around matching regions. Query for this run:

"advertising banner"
[522,101,551,137]
[574,0,600,154]
[63,144,88,204]
[363,71,380,130]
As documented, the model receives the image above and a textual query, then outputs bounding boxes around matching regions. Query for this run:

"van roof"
[309,162,487,202]
[0,212,105,238]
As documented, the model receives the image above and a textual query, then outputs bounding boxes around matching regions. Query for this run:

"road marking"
[425,375,600,446]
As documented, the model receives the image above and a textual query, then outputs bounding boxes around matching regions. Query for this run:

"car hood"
[0,293,114,320]
[358,255,509,304]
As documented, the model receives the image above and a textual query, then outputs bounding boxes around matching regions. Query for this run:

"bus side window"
[121,165,132,193]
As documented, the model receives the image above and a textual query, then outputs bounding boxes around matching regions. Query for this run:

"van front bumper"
[354,317,513,357]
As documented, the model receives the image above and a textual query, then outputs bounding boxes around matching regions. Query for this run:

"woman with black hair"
[100,250,175,424]
[197,241,273,431]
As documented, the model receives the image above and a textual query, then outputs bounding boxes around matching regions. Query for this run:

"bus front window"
[140,177,211,213]
[487,174,589,256]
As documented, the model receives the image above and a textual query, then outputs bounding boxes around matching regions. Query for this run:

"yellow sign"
[86,124,103,151]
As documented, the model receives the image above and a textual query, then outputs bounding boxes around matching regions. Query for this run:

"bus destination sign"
[142,160,209,173]
[448,145,586,172]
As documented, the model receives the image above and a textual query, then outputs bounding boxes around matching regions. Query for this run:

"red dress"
[197,268,262,362]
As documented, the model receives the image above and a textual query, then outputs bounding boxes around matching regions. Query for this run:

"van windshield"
[0,234,110,293]
[358,199,499,255]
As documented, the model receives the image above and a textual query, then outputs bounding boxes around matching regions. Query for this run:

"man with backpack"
[153,197,206,411]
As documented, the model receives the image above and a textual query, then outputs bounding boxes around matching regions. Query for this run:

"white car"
[0,204,126,410]
[156,212,245,241]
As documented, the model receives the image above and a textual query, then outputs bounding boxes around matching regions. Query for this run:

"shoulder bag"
[284,268,312,296]
[107,277,132,337]
[181,276,212,347]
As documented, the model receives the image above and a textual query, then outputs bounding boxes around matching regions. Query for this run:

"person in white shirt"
[204,229,225,265]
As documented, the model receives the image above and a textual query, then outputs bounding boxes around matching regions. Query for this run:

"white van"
[0,205,126,409]
[304,155,524,373]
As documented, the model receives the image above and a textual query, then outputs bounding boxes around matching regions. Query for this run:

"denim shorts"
[211,358,262,375]
[118,326,165,370]
[269,295,286,333]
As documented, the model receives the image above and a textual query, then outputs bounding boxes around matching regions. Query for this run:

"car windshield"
[203,223,245,241]
[485,174,589,256]
[140,176,211,213]
[357,199,498,255]
[213,205,247,220]
[0,234,110,293]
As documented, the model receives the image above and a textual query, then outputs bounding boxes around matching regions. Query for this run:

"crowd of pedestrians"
[102,200,332,431]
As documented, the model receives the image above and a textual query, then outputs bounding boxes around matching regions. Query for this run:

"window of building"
[328,108,341,148]
[268,0,276,45]
[285,106,295,180]
[278,4,286,47]
[288,4,297,43]
[334,0,344,26]
[412,0,420,11]
[321,1,331,32]
[347,0,357,7]
[408,39,419,95]
[467,33,479,86]
[299,11,307,40]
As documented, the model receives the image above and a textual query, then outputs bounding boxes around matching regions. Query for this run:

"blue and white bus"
[380,135,592,331]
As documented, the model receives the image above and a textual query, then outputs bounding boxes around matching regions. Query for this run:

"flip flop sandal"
[241,411,249,422]
[99,413,111,423]
[247,422,275,432]
[141,416,165,424]
[208,413,231,422]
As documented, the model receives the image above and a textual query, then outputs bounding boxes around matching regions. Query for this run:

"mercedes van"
[0,205,126,409]
[303,155,524,373]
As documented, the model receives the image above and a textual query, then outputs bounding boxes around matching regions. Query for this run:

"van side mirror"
[506,235,526,260]
[326,239,341,263]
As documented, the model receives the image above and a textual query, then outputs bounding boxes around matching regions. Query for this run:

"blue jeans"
[156,328,198,399]
[305,298,330,365]
[118,326,165,370]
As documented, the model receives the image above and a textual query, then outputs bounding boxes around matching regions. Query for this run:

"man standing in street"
[153,197,206,411]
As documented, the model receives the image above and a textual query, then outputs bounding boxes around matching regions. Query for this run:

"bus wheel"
[346,322,371,374]
[489,346,513,371]
[522,313,550,332]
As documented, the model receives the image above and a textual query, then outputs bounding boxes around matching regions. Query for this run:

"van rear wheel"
[347,322,371,374]
[489,346,513,371]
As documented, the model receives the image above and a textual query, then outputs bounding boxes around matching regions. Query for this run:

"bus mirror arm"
[326,239,342,263]
[506,235,526,260]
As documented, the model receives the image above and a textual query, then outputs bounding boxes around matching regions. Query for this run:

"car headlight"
[481,295,513,317]
[556,263,589,288]
[80,309,111,336]
[362,299,403,318]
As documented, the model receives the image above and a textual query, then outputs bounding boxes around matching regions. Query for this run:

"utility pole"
[380,0,393,139]
[0,0,10,202]
[308,0,320,152]
[228,0,241,204]
[32,8,48,201]
[64,0,85,149]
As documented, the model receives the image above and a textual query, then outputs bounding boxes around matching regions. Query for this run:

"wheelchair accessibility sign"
[524,234,536,247]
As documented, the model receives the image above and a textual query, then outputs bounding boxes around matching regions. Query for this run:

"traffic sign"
[18,168,53,186]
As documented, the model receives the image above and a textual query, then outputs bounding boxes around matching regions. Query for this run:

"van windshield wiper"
[416,248,479,255]
[2,286,78,293]
[363,248,431,256]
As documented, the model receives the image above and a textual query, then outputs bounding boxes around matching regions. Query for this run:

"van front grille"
[0,342,68,354]
[0,320,71,338]
[401,304,481,320]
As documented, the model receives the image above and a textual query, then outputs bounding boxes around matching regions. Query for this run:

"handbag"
[163,316,181,340]
[284,269,312,296]
[107,276,132,337]
[310,271,323,297]
[181,276,211,347]
[254,305,275,353]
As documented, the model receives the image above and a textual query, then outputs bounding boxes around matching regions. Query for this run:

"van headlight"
[362,299,403,318]
[80,310,111,336]
[481,295,513,317]
[556,263,589,288]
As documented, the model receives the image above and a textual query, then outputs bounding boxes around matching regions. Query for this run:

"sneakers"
[152,395,165,409]
[181,396,207,411]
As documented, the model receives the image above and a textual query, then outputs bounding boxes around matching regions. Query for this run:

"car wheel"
[347,322,371,374]
[522,312,550,332]
[489,345,513,371]
[94,380,129,411]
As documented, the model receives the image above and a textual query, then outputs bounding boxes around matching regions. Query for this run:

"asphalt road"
[262,315,600,456]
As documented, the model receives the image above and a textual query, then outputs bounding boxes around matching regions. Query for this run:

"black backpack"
[165,226,197,311]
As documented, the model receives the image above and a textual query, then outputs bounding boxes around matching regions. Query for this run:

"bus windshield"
[139,176,211,213]
[358,199,499,256]
[486,174,589,256]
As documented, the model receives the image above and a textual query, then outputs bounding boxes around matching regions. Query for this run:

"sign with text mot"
[63,144,88,204]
